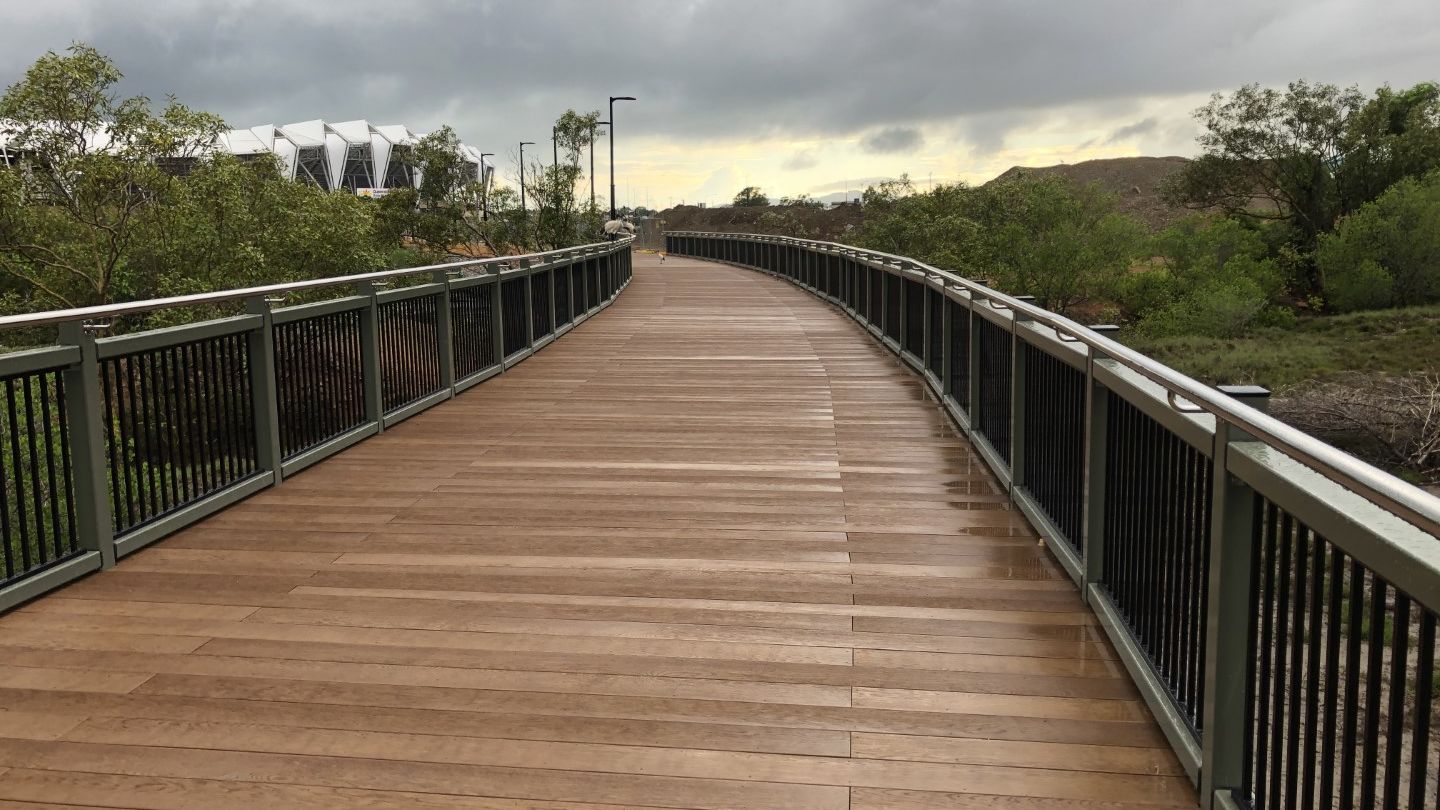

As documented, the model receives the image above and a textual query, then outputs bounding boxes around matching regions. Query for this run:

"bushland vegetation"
[850,79,1440,482]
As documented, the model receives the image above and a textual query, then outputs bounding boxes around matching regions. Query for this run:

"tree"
[0,43,397,325]
[778,194,823,208]
[985,176,1145,313]
[1316,171,1440,311]
[374,125,491,260]
[733,186,769,207]
[854,176,992,274]
[1163,80,1440,291]
[0,43,225,308]
[1120,216,1288,337]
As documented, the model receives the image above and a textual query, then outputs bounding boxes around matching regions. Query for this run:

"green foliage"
[984,176,1146,313]
[855,175,1143,313]
[1120,216,1288,337]
[374,125,494,260]
[0,43,397,327]
[733,186,769,207]
[1316,171,1440,311]
[777,194,823,208]
[1164,79,1440,292]
[0,43,226,308]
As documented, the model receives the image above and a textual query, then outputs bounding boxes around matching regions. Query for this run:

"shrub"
[1317,171,1440,311]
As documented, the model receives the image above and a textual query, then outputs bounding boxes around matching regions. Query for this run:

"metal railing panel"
[273,307,367,460]
[0,362,82,589]
[99,328,259,537]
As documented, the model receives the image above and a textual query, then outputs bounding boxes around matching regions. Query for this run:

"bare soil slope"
[989,156,1193,231]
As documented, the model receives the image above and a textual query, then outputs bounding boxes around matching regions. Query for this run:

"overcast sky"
[3,0,1438,207]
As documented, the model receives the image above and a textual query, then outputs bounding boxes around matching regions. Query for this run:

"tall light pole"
[591,120,608,211]
[608,96,635,219]
[518,141,535,221]
[479,152,493,220]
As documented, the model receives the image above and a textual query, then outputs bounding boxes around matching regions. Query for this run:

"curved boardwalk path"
[0,254,1196,809]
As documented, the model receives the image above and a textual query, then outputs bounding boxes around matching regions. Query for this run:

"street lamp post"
[608,96,635,219]
[479,152,493,220]
[591,120,608,211]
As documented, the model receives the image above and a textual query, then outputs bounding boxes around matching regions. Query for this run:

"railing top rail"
[0,236,635,332]
[667,229,1440,539]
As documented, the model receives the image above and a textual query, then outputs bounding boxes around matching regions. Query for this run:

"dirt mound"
[654,203,864,242]
[656,156,1197,240]
[988,156,1193,231]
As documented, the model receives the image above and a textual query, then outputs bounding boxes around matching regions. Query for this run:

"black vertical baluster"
[1382,594,1411,809]
[1410,612,1435,808]
[56,377,76,551]
[39,375,63,562]
[209,339,234,484]
[145,350,173,513]
[1360,575,1388,810]
[1270,507,1293,810]
[123,358,149,525]
[204,336,224,485]
[1319,545,1345,810]
[100,363,125,530]
[308,315,324,445]
[1244,496,1266,805]
[22,377,43,555]
[158,348,182,508]
[7,379,33,571]
[1285,514,1308,810]
[327,313,342,441]
[171,345,195,502]
[1341,561,1365,810]
[0,382,13,581]
[221,335,245,478]
[185,343,209,496]
[1301,527,1326,810]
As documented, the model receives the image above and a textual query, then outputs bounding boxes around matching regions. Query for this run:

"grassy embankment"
[1123,305,1440,391]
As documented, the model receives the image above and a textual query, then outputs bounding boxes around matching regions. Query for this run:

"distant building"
[218,119,493,196]
[0,117,494,198]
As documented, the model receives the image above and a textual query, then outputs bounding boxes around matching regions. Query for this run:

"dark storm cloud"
[2,0,1438,161]
[1106,117,1159,143]
[861,127,924,154]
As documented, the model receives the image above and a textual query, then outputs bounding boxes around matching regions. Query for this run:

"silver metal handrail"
[668,230,1440,539]
[0,237,636,332]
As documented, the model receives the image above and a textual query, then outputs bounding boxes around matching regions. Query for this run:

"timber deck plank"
[0,254,1195,808]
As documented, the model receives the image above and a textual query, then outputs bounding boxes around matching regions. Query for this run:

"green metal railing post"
[432,270,457,395]
[1200,385,1271,808]
[57,321,117,569]
[1009,308,1032,489]
[491,266,507,371]
[1082,325,1121,593]
[244,296,283,483]
[521,259,535,349]
[967,302,982,425]
[360,282,385,431]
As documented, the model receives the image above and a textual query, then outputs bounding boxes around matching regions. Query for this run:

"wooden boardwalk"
[0,254,1196,809]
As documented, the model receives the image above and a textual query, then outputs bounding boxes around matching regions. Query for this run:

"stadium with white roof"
[217,119,493,196]
[2,118,493,197]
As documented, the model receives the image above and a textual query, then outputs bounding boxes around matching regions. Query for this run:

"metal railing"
[666,230,1440,810]
[0,238,634,609]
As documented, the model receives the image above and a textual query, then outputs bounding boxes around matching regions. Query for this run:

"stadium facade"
[1,118,494,197]
[218,119,493,196]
